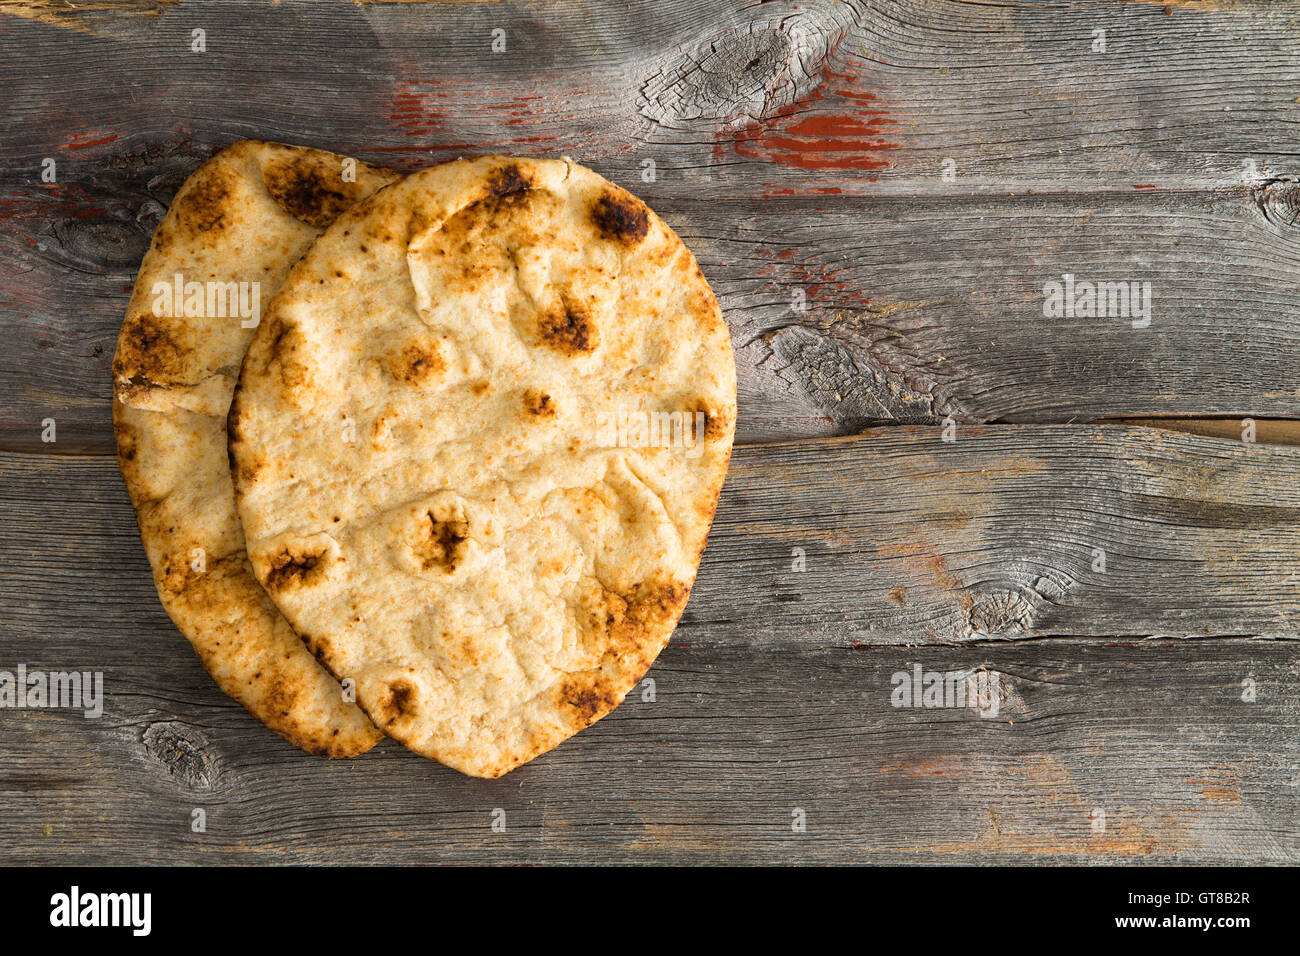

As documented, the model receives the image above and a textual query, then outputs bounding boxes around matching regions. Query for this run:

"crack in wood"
[1103,417,1300,448]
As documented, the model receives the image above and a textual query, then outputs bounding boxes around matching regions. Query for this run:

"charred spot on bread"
[113,416,138,463]
[418,511,468,573]
[262,675,304,720]
[561,679,617,724]
[388,341,446,385]
[487,163,534,198]
[175,165,237,233]
[114,315,184,385]
[689,402,729,441]
[265,547,327,591]
[538,299,597,355]
[375,680,417,727]
[592,189,649,245]
[522,389,556,418]
[264,155,353,229]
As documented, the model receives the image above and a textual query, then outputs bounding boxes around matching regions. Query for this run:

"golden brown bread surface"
[229,155,736,776]
[113,140,401,756]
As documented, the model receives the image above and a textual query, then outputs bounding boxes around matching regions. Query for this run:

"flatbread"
[229,156,735,776]
[113,140,400,756]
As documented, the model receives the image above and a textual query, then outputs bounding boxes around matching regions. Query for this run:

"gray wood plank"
[703,187,1300,439]
[6,425,1300,656]
[696,425,1300,644]
[6,186,1300,449]
[4,0,1300,447]
[4,433,1298,864]
[2,0,1299,867]
[1,0,1295,193]
[1,636,1294,864]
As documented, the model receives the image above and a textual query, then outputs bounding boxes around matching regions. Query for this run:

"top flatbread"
[113,140,400,755]
[229,155,736,776]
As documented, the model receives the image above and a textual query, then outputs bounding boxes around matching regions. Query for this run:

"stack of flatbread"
[113,141,735,777]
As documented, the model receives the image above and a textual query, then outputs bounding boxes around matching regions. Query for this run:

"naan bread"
[229,156,735,776]
[113,140,400,755]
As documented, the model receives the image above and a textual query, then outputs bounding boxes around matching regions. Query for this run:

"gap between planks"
[9,416,1300,458]
[1101,416,1300,448]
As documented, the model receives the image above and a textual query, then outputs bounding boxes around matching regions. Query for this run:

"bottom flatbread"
[113,140,400,754]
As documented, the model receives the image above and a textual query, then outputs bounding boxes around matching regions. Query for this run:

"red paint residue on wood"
[720,66,898,174]
[774,249,876,311]
[1133,184,1157,189]
[1185,768,1242,803]
[380,78,566,163]
[63,133,119,151]
[0,184,112,230]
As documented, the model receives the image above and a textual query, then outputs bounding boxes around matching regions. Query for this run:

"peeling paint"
[723,67,898,173]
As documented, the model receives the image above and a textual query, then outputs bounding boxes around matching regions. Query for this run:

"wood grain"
[2,0,1296,192]
[1,0,1298,864]
[3,429,1297,861]
[2,635,1294,864]
[3,0,1300,446]
[1106,416,1300,447]
[700,423,1300,644]
[7,426,1300,652]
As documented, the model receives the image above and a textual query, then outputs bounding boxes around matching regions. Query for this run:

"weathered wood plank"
[1,0,1296,193]
[4,0,1300,446]
[6,185,1300,449]
[698,423,1300,643]
[5,425,1300,649]
[706,187,1300,439]
[2,0,1300,867]
[0,636,1293,864]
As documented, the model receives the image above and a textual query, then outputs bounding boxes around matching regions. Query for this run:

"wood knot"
[1250,176,1300,232]
[764,324,952,430]
[52,218,147,270]
[142,721,218,790]
[964,588,1037,639]
[638,8,851,131]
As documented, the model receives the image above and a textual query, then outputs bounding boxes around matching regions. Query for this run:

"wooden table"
[2,0,1297,865]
